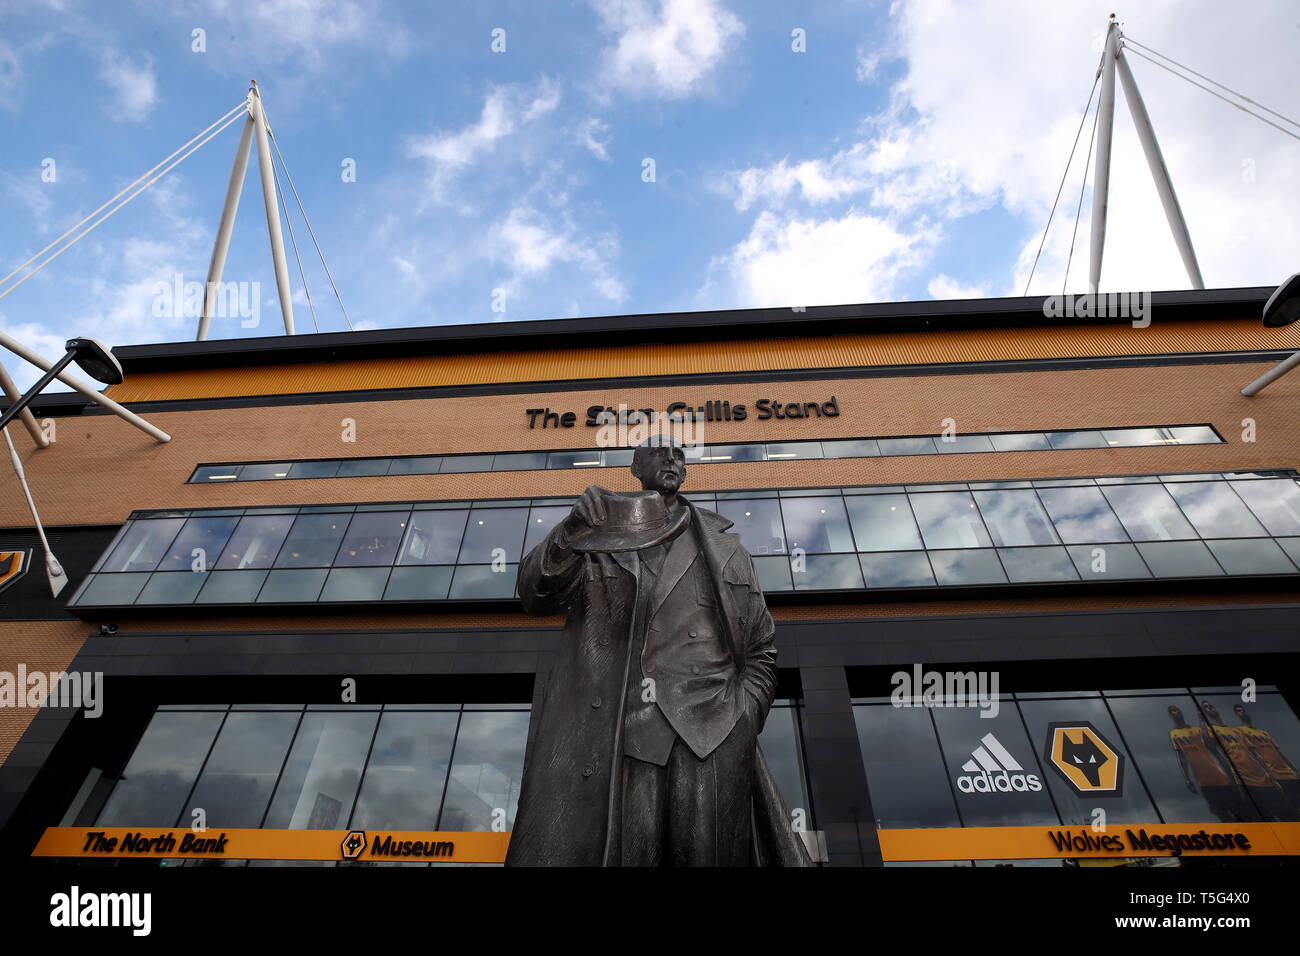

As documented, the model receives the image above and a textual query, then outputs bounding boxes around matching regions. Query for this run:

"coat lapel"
[649,516,696,615]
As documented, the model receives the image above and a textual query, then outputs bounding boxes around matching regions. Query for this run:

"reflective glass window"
[1046,430,1106,449]
[1066,544,1151,580]
[859,552,935,587]
[931,707,1058,827]
[99,518,186,573]
[1135,541,1223,577]
[383,565,454,601]
[696,444,765,463]
[877,437,937,456]
[1228,479,1300,536]
[1165,482,1267,539]
[972,490,1060,546]
[196,570,268,603]
[821,439,880,458]
[603,448,635,467]
[752,556,793,592]
[157,516,240,573]
[274,513,350,567]
[1102,427,1175,447]
[264,712,378,829]
[351,711,460,830]
[988,433,1051,452]
[437,711,529,831]
[523,506,570,555]
[1168,425,1220,444]
[717,498,786,555]
[387,456,442,475]
[909,492,993,549]
[239,462,292,480]
[1194,693,1300,822]
[334,511,410,567]
[935,434,995,454]
[492,452,548,472]
[137,572,208,604]
[440,455,495,474]
[928,549,1007,586]
[458,508,528,563]
[185,712,299,828]
[1036,486,1129,544]
[216,514,295,569]
[997,547,1078,582]
[854,706,961,829]
[192,465,241,482]
[547,450,603,469]
[765,441,822,460]
[320,567,391,601]
[256,568,329,602]
[336,458,392,477]
[845,494,923,552]
[758,706,809,819]
[780,496,855,553]
[74,572,151,606]
[790,554,864,590]
[96,711,224,826]
[1205,539,1297,575]
[398,510,469,566]
[288,460,340,479]
[1101,484,1197,541]
[449,565,519,599]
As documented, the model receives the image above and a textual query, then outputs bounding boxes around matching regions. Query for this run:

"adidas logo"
[956,733,1043,794]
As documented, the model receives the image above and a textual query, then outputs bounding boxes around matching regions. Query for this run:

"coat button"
[691,665,700,674]
[644,666,654,675]
[688,630,698,638]
[598,638,610,646]
[582,764,594,778]
[591,696,602,708]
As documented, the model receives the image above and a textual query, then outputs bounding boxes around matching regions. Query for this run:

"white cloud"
[927,274,991,300]
[706,209,939,308]
[198,0,411,70]
[592,0,744,100]
[490,206,627,306]
[720,157,865,212]
[578,117,612,161]
[98,50,157,122]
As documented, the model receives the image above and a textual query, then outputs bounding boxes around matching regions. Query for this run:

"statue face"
[632,444,686,495]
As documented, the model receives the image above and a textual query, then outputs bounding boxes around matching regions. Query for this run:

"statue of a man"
[506,434,809,866]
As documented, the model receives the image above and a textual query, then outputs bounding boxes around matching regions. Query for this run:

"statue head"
[630,433,686,497]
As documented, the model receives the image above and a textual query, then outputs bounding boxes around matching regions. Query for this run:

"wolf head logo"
[1061,731,1108,788]
[1045,722,1124,795]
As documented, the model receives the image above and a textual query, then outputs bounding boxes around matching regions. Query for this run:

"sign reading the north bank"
[525,397,841,429]
[32,827,510,863]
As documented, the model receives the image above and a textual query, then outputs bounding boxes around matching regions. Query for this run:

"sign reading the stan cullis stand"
[525,397,840,429]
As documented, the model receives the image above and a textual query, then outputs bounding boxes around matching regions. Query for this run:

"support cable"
[1023,53,1105,296]
[269,154,321,333]
[1063,91,1104,295]
[0,108,247,303]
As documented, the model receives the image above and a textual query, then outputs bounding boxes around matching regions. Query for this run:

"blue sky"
[1,0,1298,388]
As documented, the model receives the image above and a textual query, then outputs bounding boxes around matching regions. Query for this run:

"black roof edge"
[110,286,1277,374]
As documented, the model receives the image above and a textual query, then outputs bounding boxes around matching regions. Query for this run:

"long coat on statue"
[505,497,810,866]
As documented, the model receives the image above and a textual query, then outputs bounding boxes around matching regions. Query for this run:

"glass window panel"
[398,510,469,565]
[973,490,1060,546]
[458,508,528,563]
[1205,539,1298,575]
[99,518,186,573]
[264,712,379,829]
[909,492,993,549]
[1195,694,1300,823]
[716,498,786,555]
[1102,427,1176,447]
[1169,425,1220,444]
[437,711,529,831]
[1036,486,1130,544]
[1046,430,1106,449]
[878,436,937,456]
[73,572,151,606]
[137,571,208,604]
[440,454,495,474]
[547,450,603,469]
[968,480,1035,490]
[1106,695,1260,824]
[274,513,351,568]
[1018,699,1158,825]
[780,496,854,554]
[603,447,635,467]
[1032,477,1095,487]
[928,549,1007,586]
[523,506,571,555]
[185,712,300,828]
[492,452,548,472]
[239,462,292,480]
[765,441,822,460]
[336,458,392,477]
[845,494,923,552]
[858,552,935,587]
[196,570,269,603]
[1229,479,1300,536]
[156,516,240,573]
[256,568,329,602]
[931,706,1059,826]
[1161,472,1223,482]
[449,565,519,599]
[1135,541,1224,577]
[988,433,1051,452]
[216,514,295,570]
[1165,482,1267,539]
[696,443,765,462]
[1066,544,1152,580]
[334,511,410,567]
[1101,484,1197,541]
[192,465,242,482]
[854,705,961,829]
[780,487,842,497]
[287,460,340,479]
[387,456,442,475]
[758,706,809,818]
[1095,475,1159,484]
[789,554,863,590]
[997,547,1079,582]
[320,567,392,602]
[351,711,460,830]
[96,711,225,826]
[383,565,454,601]
[752,556,793,592]
[820,438,880,458]
[1277,538,1300,568]
[935,434,995,454]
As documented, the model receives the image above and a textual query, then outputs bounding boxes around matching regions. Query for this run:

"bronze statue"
[506,434,810,866]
